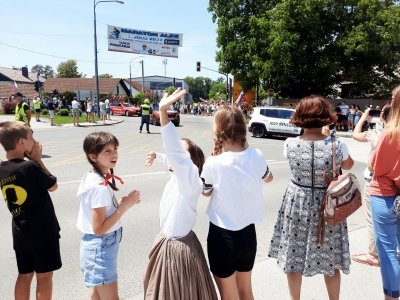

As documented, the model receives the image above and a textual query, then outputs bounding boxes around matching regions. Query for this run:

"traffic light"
[34,81,42,92]
[196,61,201,72]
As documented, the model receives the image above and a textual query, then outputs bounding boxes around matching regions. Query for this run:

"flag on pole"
[12,81,19,94]
[235,91,246,106]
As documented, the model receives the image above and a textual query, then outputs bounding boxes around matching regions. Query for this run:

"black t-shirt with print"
[0,159,60,251]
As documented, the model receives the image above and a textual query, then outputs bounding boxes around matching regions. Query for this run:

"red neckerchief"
[99,173,124,186]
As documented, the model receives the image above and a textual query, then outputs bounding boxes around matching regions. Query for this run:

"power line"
[0,42,127,65]
[0,28,94,38]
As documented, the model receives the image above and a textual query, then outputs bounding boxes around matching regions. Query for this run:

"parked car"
[248,106,303,138]
[150,106,180,126]
[110,103,141,116]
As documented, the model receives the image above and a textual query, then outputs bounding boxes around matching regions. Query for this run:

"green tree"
[31,64,44,76]
[56,60,82,78]
[208,0,400,97]
[96,73,113,78]
[184,76,214,100]
[165,86,177,96]
[32,64,54,78]
[43,65,54,78]
[209,82,227,100]
[132,91,144,104]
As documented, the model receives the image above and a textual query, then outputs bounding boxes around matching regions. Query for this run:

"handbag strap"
[318,134,337,245]
[331,135,337,175]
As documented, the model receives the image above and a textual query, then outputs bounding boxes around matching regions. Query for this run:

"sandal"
[351,253,380,267]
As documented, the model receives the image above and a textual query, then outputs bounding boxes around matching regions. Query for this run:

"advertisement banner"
[108,25,182,58]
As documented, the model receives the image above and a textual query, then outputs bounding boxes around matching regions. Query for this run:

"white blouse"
[154,122,202,239]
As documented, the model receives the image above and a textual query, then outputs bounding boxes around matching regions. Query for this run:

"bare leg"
[36,271,53,300]
[94,282,119,300]
[324,269,340,300]
[15,272,34,300]
[89,287,101,300]
[287,272,302,300]
[236,270,254,300]
[214,273,240,300]
[385,295,398,300]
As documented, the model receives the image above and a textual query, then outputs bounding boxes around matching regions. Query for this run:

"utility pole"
[162,58,167,77]
[141,60,144,94]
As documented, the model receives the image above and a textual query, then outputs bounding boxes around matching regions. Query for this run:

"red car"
[110,103,141,116]
[151,106,180,126]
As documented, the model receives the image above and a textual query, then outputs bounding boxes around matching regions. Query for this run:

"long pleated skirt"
[144,230,218,300]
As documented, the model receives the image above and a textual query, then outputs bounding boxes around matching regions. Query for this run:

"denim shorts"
[80,227,122,287]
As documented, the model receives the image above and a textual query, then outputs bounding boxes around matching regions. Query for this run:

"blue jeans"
[140,115,150,132]
[370,195,400,298]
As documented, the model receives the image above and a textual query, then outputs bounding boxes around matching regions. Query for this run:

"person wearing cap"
[139,98,153,133]
[14,92,31,127]
[33,97,42,122]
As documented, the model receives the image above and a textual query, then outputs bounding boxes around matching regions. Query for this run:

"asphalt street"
[0,114,382,299]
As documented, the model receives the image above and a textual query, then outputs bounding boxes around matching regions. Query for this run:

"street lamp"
[129,56,144,96]
[94,0,124,115]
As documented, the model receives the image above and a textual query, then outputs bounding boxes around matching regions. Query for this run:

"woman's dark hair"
[291,95,337,128]
[83,132,120,191]
[181,138,205,175]
[213,105,247,155]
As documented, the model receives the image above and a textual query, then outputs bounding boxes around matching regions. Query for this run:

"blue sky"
[0,0,222,80]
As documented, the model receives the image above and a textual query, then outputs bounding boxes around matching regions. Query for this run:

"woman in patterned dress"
[268,95,355,300]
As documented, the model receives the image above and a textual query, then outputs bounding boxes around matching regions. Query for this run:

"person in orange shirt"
[368,85,400,300]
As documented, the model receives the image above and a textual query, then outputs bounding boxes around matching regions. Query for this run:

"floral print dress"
[268,136,351,276]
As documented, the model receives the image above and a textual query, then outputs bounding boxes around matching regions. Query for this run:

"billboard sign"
[108,25,182,58]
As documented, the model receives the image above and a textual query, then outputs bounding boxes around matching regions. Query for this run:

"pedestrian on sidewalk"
[105,98,111,121]
[268,95,355,300]
[71,97,80,127]
[86,98,94,123]
[99,99,106,124]
[33,97,42,122]
[201,105,273,300]
[368,85,400,300]
[351,104,391,267]
[143,89,217,300]
[77,132,141,300]
[48,98,56,126]
[0,121,62,300]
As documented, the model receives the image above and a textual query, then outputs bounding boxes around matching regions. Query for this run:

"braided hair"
[212,105,247,156]
[181,138,205,175]
[83,132,120,191]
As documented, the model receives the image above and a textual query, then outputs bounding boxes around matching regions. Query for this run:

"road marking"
[58,171,168,185]
[58,161,288,185]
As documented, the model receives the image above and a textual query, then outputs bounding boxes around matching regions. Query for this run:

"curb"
[77,119,125,128]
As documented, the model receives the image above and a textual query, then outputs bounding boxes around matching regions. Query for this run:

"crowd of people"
[0,86,399,300]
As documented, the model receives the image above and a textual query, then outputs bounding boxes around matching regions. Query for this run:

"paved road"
[0,114,382,299]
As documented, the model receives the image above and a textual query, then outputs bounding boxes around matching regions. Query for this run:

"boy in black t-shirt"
[0,121,61,300]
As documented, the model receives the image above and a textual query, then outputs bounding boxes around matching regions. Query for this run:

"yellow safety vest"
[140,104,152,116]
[15,102,29,125]
[33,100,41,110]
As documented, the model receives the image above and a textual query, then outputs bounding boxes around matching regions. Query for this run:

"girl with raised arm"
[144,89,217,300]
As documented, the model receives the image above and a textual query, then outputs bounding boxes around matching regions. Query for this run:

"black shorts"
[207,222,257,278]
[15,239,62,274]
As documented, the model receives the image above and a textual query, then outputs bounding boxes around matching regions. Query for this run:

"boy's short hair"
[0,121,30,151]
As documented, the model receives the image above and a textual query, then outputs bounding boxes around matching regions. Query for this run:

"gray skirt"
[144,231,218,300]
